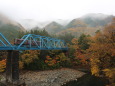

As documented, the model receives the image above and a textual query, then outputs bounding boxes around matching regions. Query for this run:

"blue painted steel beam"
[0,33,68,50]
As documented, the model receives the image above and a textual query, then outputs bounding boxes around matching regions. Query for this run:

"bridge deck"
[0,46,68,50]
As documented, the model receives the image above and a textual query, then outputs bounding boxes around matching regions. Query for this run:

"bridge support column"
[6,50,19,85]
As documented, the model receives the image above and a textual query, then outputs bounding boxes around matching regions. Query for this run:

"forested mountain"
[56,13,114,37]
[65,13,114,29]
[18,13,114,38]
[24,13,114,37]
[0,13,114,41]
[44,21,63,34]
[65,19,87,29]
[0,14,25,41]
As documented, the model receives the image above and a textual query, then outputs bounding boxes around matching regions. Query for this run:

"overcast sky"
[0,0,114,21]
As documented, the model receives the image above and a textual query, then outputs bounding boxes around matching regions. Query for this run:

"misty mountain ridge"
[65,19,87,29]
[0,13,25,31]
[55,13,114,37]
[18,19,52,30]
[0,13,114,40]
[44,21,63,34]
[80,13,114,27]
[0,13,25,41]
[45,14,114,36]
[19,19,71,30]
[19,13,114,30]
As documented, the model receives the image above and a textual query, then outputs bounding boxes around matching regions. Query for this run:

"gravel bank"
[20,68,85,86]
[0,68,85,86]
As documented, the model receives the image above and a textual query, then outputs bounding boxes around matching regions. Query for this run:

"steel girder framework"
[0,33,68,50]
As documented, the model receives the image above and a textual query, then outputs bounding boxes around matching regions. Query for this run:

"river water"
[62,74,109,86]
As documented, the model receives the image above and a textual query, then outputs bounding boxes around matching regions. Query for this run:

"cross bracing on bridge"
[0,33,68,50]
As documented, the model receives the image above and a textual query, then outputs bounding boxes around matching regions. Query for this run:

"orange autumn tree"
[45,56,58,66]
[0,59,6,72]
[0,51,7,72]
[45,53,69,66]
[44,51,71,68]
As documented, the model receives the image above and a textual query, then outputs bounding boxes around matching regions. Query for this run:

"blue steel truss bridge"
[0,33,68,50]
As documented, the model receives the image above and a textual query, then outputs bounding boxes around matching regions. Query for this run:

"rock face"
[19,68,85,86]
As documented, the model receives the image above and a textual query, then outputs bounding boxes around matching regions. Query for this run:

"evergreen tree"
[78,34,90,50]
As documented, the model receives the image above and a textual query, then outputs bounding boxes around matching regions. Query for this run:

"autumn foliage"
[70,18,115,85]
[45,56,59,66]
[45,52,71,68]
[0,59,6,72]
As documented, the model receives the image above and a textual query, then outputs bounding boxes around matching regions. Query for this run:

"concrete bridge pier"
[4,50,25,86]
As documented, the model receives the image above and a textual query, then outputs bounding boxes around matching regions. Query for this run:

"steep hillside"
[45,21,63,34]
[65,19,87,29]
[0,14,25,41]
[57,26,103,37]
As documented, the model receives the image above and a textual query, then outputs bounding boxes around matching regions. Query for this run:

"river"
[62,73,109,86]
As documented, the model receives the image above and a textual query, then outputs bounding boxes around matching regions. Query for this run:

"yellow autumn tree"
[20,50,39,67]
[87,18,115,85]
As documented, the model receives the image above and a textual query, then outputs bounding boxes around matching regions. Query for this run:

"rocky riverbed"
[0,68,85,86]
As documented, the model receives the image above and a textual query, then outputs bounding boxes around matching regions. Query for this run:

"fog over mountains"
[18,19,51,30]
[0,13,114,40]
[82,13,110,19]
[18,13,114,30]
[18,19,70,30]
